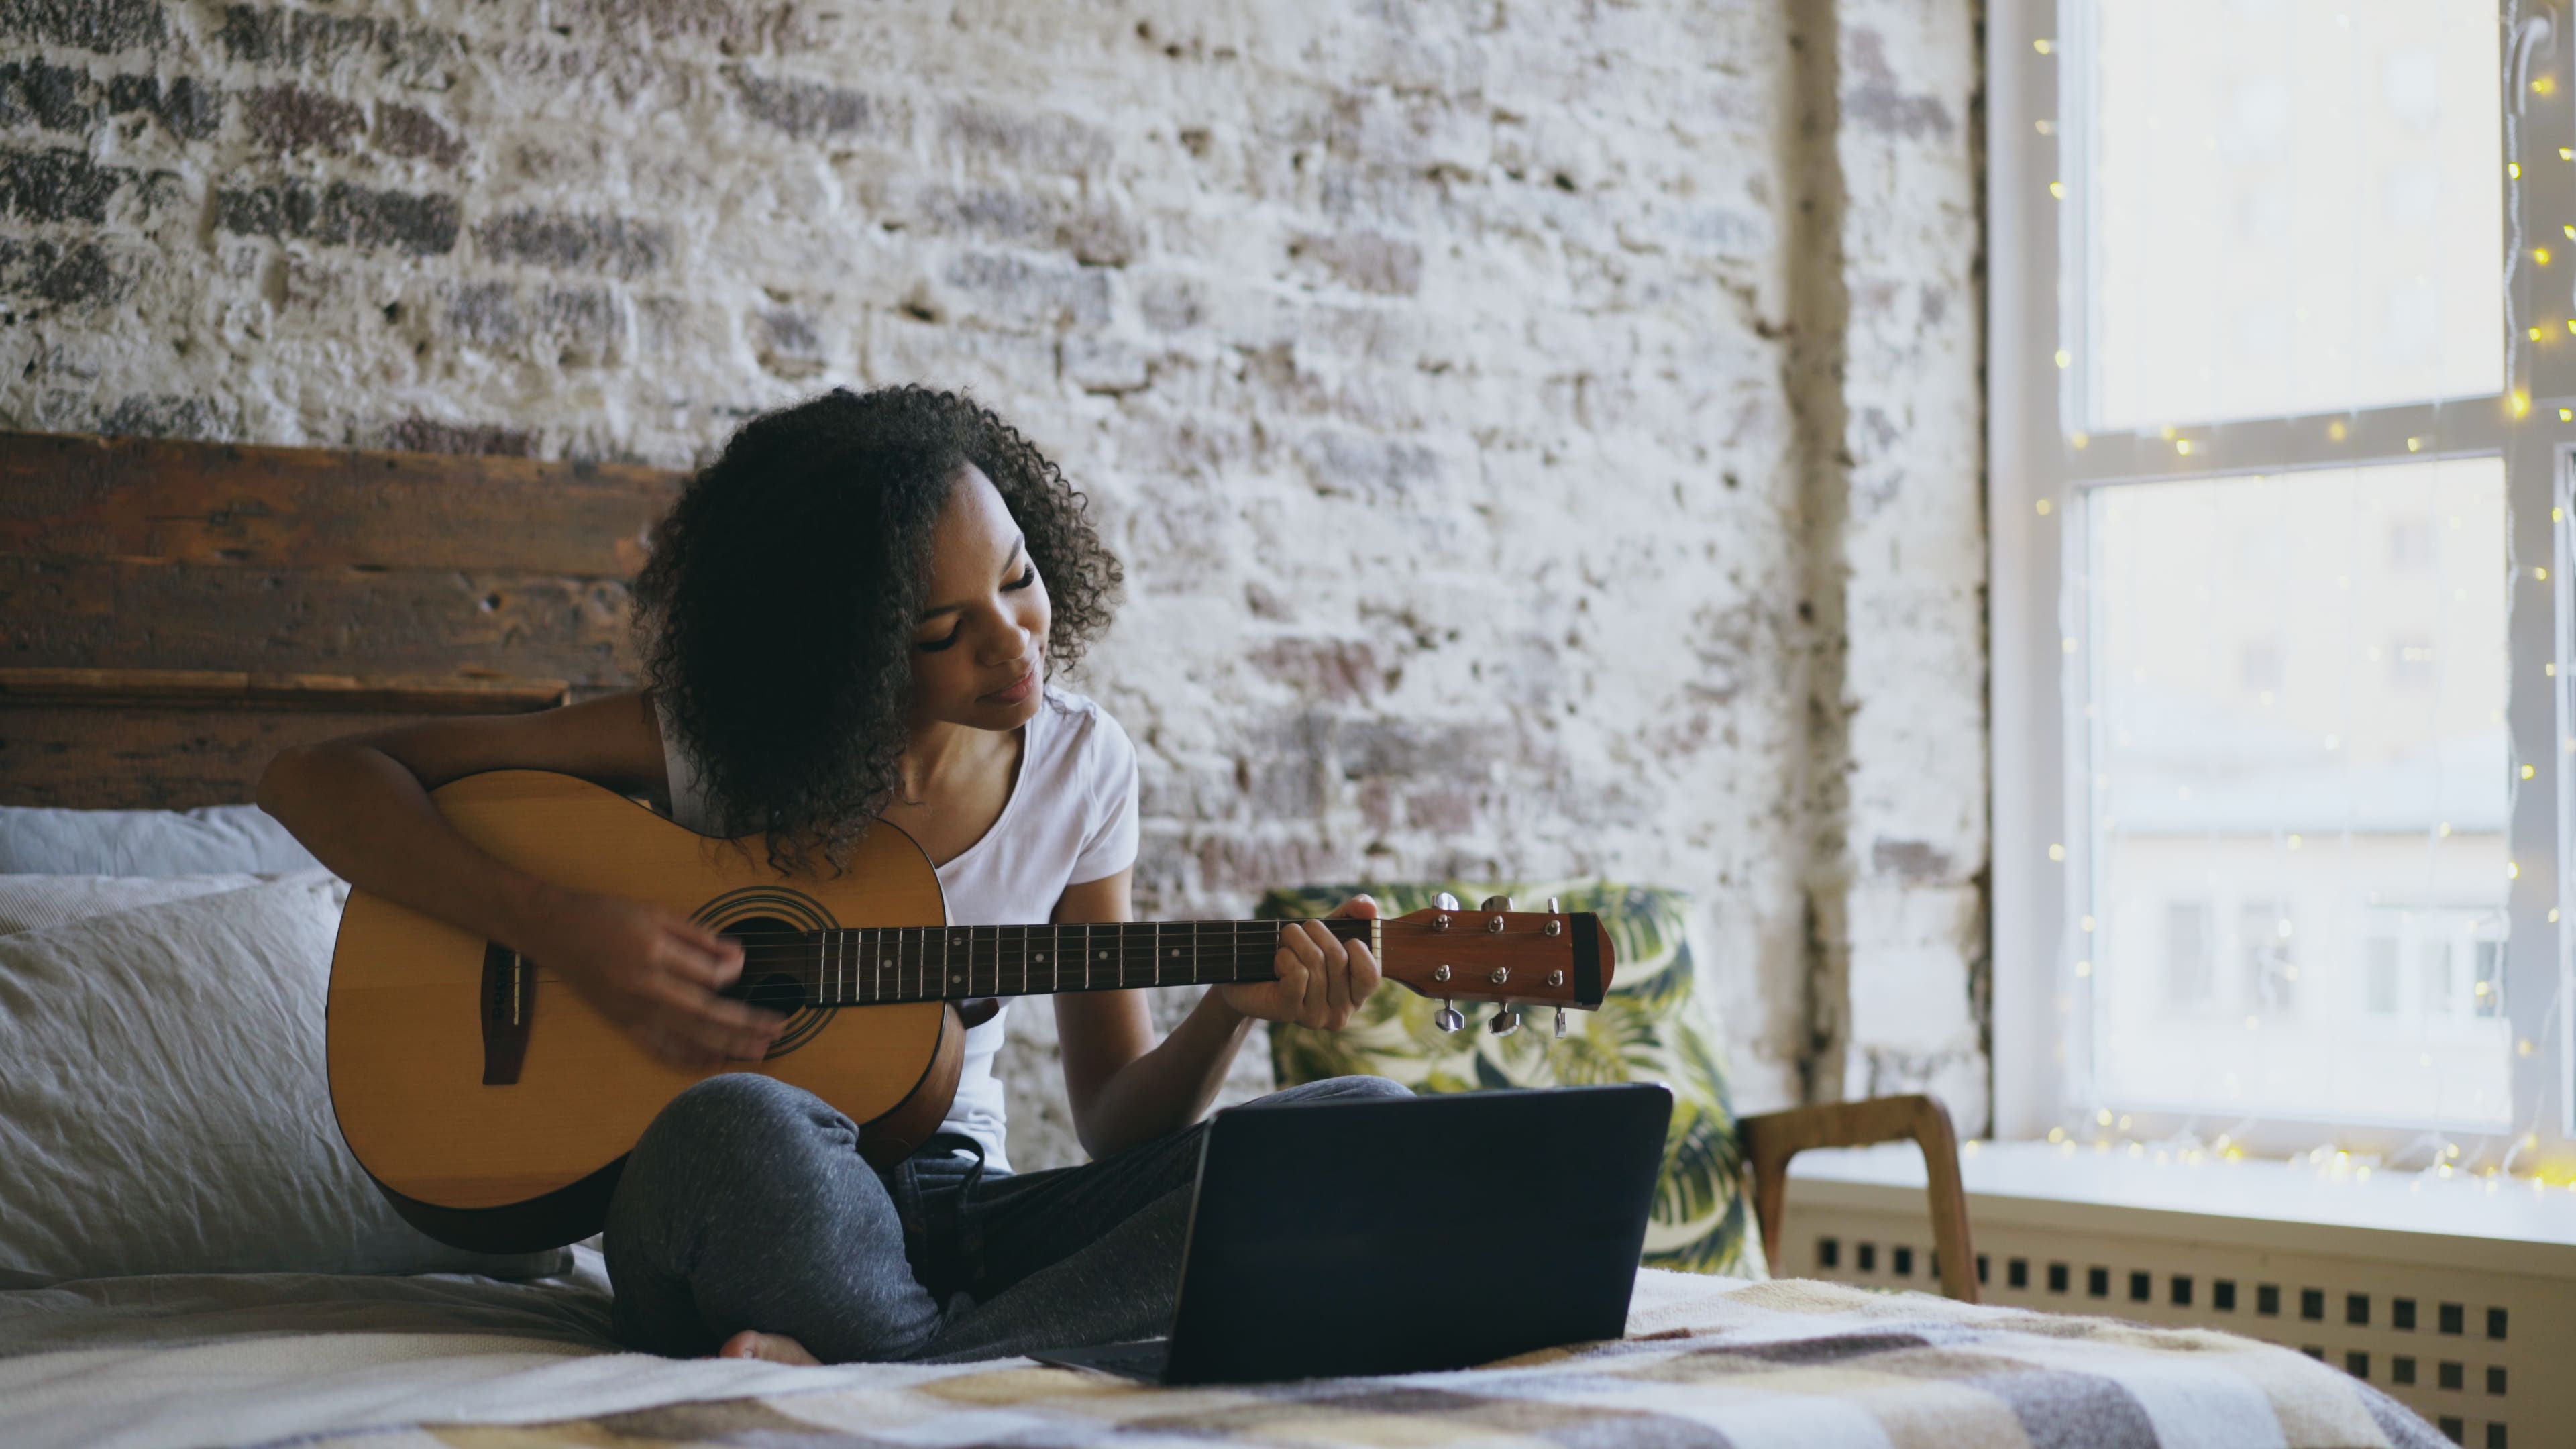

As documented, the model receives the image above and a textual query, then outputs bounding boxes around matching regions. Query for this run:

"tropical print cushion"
[1258,881,1766,1278]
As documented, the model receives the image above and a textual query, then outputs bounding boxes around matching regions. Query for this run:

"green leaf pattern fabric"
[1257,881,1767,1279]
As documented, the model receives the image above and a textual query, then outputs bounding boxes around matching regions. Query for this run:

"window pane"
[2089,0,2502,430]
[2088,460,2511,1126]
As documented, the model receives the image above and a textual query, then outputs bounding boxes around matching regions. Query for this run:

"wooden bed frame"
[0,427,1978,1300]
[0,429,680,808]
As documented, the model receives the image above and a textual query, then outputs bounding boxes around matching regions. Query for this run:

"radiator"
[1780,1145,2576,1448]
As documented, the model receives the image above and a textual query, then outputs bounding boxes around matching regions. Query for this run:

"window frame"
[1988,0,2573,1171]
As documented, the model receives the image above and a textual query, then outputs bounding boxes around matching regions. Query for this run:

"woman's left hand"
[1215,894,1381,1030]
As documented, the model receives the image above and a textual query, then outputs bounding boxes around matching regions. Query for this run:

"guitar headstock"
[1376,895,1615,1034]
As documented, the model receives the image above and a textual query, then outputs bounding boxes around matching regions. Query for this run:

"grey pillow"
[0,804,323,875]
[0,871,567,1285]
[0,873,270,936]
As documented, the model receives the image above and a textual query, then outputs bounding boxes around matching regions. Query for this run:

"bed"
[0,429,2449,1448]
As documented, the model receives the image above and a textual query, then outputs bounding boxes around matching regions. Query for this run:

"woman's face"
[908,463,1051,733]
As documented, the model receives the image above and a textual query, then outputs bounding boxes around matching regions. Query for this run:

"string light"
[2070,430,2090,449]
[2054,349,2072,368]
[2049,843,2067,861]
[2049,180,2066,199]
[2034,38,2054,54]
[2176,439,2193,455]
[2035,498,2053,515]
[2512,390,2533,417]
[2328,421,2347,441]
[2510,162,2522,179]
[2538,248,2554,266]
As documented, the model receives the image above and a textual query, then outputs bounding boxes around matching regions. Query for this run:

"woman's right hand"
[518,888,782,1069]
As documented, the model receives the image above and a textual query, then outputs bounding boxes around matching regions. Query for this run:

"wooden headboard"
[0,431,685,808]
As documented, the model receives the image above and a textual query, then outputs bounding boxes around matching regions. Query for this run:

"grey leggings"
[604,1071,1410,1364]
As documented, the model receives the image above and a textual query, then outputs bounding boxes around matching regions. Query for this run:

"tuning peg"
[1480,894,1514,912]
[1546,896,1560,914]
[1554,1006,1568,1039]
[1436,1000,1465,1034]
[1434,891,1461,912]
[1488,1007,1521,1037]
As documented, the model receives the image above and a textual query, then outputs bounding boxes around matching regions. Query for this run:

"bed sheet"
[1,1255,2445,1449]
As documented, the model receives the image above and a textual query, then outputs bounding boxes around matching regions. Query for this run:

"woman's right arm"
[256,692,780,1067]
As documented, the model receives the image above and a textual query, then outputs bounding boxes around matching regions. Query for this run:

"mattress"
[1,1254,2445,1449]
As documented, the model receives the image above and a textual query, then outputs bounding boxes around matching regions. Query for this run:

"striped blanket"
[294,1275,2441,1449]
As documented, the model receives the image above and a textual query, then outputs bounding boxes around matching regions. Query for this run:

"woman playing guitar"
[258,386,1398,1364]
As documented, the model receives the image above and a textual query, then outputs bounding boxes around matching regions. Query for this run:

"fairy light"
[2176,439,2193,455]
[2049,843,2066,861]
[2035,498,2053,515]
[2512,390,2533,417]
[2328,420,2348,441]
[2049,180,2066,200]
[2070,430,2090,449]
[2538,566,2551,580]
[2530,327,2546,341]
[2408,435,2424,450]
[2096,1108,2113,1126]
[2524,764,2538,778]
[2510,162,2523,179]
[2034,38,2054,54]
[2074,959,2092,977]
[2538,248,2554,266]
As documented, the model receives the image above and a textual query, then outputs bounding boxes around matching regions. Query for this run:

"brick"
[941,252,1110,331]
[383,416,537,457]
[0,146,127,223]
[95,393,230,440]
[943,99,1110,176]
[726,65,871,140]
[753,307,825,379]
[214,179,461,255]
[1293,429,1444,506]
[0,0,164,53]
[1287,230,1423,296]
[1252,637,1383,704]
[373,101,464,166]
[474,208,668,278]
[0,236,129,308]
[216,4,460,89]
[0,58,95,132]
[244,82,362,154]
[102,72,220,138]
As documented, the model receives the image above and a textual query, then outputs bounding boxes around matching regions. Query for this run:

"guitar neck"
[735,917,1377,1007]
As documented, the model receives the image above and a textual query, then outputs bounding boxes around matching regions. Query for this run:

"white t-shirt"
[659,686,1139,1173]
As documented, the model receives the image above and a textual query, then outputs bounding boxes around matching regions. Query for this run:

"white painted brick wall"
[0,0,1988,1170]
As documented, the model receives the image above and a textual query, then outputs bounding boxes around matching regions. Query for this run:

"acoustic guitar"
[326,770,1615,1252]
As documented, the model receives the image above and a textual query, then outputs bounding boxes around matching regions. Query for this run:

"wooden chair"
[1739,1093,1979,1302]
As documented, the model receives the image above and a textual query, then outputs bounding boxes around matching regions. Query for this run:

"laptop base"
[1030,1338,1173,1383]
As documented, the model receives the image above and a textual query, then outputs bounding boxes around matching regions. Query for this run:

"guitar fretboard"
[733,917,1375,1007]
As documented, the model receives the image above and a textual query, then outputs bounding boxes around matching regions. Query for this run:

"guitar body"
[326,770,956,1254]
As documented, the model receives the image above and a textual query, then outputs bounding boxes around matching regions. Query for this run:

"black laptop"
[1030,1082,1672,1384]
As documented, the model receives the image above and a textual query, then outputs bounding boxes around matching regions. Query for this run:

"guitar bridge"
[481,943,533,1085]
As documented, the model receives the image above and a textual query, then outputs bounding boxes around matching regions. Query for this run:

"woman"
[260,386,1399,1365]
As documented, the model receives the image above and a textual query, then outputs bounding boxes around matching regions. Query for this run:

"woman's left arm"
[1052,871,1379,1159]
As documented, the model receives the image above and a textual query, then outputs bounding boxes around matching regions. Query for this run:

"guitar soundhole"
[715,914,825,1057]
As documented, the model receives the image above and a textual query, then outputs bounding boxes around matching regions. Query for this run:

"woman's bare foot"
[716,1329,820,1365]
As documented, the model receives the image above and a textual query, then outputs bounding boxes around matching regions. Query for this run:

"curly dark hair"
[635,386,1122,873]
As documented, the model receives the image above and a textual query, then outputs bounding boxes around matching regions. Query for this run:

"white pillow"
[0,871,567,1285]
[0,873,270,936]
[0,804,323,875]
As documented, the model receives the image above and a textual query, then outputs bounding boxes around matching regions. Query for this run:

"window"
[1990,0,2568,1167]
